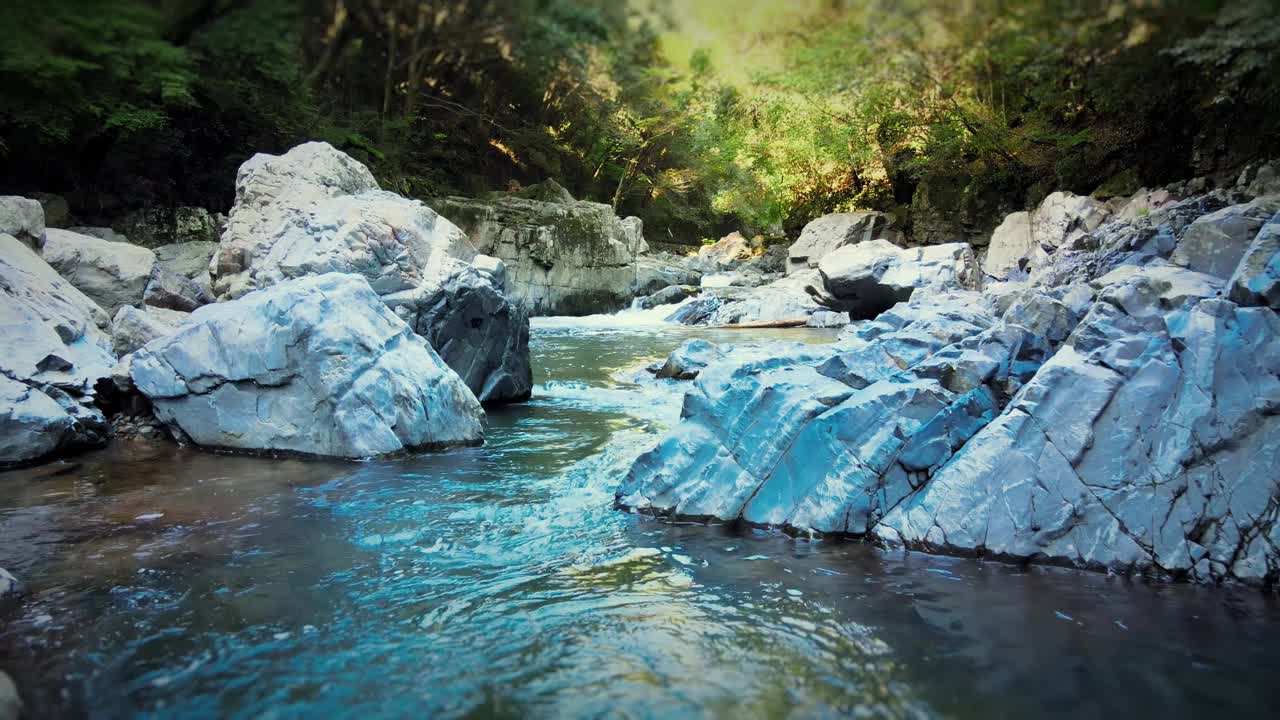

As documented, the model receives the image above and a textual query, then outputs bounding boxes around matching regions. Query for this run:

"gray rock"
[1227,212,1280,308]
[471,254,507,291]
[42,228,157,318]
[786,212,903,275]
[695,232,756,271]
[0,196,46,249]
[111,305,190,356]
[0,567,18,595]
[805,310,850,328]
[154,240,218,278]
[810,240,980,319]
[144,265,213,312]
[113,206,221,248]
[31,192,70,228]
[878,266,1280,585]
[68,226,129,243]
[638,284,694,309]
[983,211,1033,279]
[1244,163,1279,199]
[1171,196,1280,279]
[212,142,530,403]
[384,265,532,404]
[633,256,702,297]
[672,272,822,326]
[1031,191,1112,251]
[655,339,725,380]
[130,273,484,459]
[0,669,20,720]
[0,233,113,467]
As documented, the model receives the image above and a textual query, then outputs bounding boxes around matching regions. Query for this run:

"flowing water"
[2,308,1279,719]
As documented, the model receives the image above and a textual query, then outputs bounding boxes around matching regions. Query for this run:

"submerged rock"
[130,273,483,459]
[0,233,113,467]
[211,142,530,403]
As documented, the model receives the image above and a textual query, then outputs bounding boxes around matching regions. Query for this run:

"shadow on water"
[1,317,1278,719]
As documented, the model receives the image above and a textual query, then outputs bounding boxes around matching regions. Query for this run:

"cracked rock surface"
[129,273,483,459]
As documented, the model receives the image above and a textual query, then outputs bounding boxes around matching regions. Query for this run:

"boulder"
[671,272,822,326]
[111,305,190,356]
[633,255,701,298]
[655,339,725,380]
[31,192,70,228]
[1030,191,1112,251]
[154,240,217,288]
[212,142,530,403]
[982,211,1033,279]
[0,233,113,467]
[809,240,980,319]
[0,196,45,249]
[1227,212,1280,308]
[143,265,213,312]
[41,228,157,317]
[1172,196,1280,279]
[877,267,1280,585]
[113,206,222,248]
[695,232,755,271]
[786,212,903,275]
[637,284,695,309]
[471,254,507,290]
[384,265,532,404]
[432,192,649,315]
[129,273,484,459]
[0,568,17,596]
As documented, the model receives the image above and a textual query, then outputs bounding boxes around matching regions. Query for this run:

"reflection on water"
[1,315,1277,719]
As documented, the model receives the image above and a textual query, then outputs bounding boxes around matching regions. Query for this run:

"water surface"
[2,312,1278,719]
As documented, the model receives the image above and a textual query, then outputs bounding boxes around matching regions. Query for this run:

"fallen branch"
[714,318,810,329]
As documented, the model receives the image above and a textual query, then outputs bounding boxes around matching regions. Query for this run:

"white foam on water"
[531,297,691,332]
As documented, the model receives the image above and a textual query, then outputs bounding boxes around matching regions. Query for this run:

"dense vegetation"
[1,0,1277,242]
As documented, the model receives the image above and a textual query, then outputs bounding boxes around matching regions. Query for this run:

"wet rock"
[212,142,530,403]
[1171,196,1280,279]
[41,228,157,318]
[0,196,46,249]
[1227,212,1280,308]
[809,240,980,319]
[130,273,484,459]
[111,305,190,357]
[1,233,114,466]
[655,339,725,380]
[877,266,1280,585]
[786,212,904,275]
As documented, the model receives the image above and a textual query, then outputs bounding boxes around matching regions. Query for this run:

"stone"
[0,669,20,720]
[0,233,113,467]
[786,212,903,275]
[633,255,702,298]
[0,568,18,595]
[655,339,725,380]
[471,254,507,290]
[144,265,213,312]
[810,240,980,319]
[432,193,649,315]
[384,265,532,404]
[1245,163,1279,199]
[695,231,755,270]
[878,267,1280,586]
[154,240,218,278]
[111,305,190,356]
[637,284,694,309]
[1171,196,1280,279]
[31,192,70,228]
[68,226,129,243]
[1116,188,1175,220]
[983,211,1033,279]
[0,196,46,249]
[212,142,530,403]
[806,310,850,328]
[41,228,157,318]
[1030,191,1112,251]
[1227,212,1280,308]
[671,272,822,326]
[130,273,484,459]
[114,206,221,248]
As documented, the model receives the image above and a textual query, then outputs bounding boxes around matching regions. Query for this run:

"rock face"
[130,273,484,459]
[0,233,113,467]
[212,142,530,403]
[0,196,46,249]
[432,187,649,315]
[1228,212,1280,308]
[41,228,157,317]
[786,212,904,275]
[617,185,1280,587]
[878,271,1280,585]
[809,240,980,319]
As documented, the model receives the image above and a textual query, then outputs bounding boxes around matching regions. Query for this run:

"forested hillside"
[2,0,1277,241]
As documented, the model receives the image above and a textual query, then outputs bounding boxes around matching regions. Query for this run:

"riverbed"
[2,311,1278,718]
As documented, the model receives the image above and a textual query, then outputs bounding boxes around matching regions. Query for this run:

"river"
[2,309,1278,718]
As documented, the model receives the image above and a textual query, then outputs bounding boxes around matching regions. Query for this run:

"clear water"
[2,313,1278,719]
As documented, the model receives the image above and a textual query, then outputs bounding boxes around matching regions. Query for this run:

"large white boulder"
[211,142,530,403]
[810,240,980,319]
[877,267,1280,585]
[1030,191,1112,250]
[982,211,1033,279]
[786,212,903,275]
[41,228,157,317]
[0,196,45,249]
[130,273,483,459]
[0,233,113,466]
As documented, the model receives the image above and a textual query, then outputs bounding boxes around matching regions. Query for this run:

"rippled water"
[2,312,1278,719]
